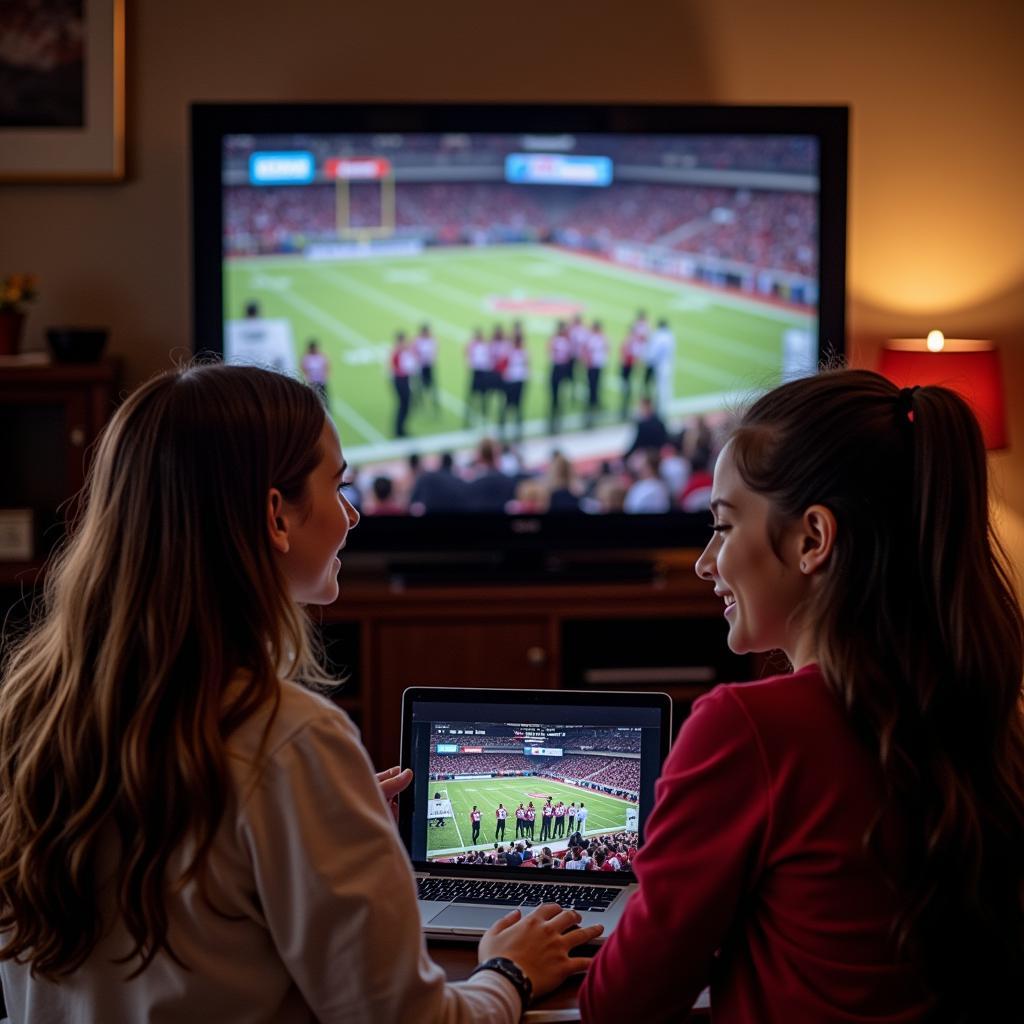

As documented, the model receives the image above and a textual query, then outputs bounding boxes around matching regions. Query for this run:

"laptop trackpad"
[429,905,510,930]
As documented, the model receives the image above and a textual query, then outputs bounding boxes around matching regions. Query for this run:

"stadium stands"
[225,179,816,273]
[429,753,536,776]
[428,728,642,753]
[585,760,641,791]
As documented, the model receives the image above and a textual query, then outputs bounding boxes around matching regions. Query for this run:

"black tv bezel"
[191,102,847,557]
[399,685,672,882]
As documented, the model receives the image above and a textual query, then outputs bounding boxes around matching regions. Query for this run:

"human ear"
[795,504,836,574]
[267,487,290,554]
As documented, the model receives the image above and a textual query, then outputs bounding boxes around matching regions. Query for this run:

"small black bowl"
[46,327,109,363]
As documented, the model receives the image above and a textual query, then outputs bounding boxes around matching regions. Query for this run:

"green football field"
[425,776,638,860]
[224,244,814,464]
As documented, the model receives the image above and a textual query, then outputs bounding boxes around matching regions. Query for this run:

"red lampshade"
[878,337,1007,450]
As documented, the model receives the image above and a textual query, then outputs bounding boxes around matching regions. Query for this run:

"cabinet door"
[0,389,89,558]
[560,615,752,735]
[370,619,552,768]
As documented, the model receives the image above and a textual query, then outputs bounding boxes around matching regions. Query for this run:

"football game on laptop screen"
[406,697,664,874]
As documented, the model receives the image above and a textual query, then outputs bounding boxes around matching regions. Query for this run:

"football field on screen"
[224,244,814,458]
[425,776,636,859]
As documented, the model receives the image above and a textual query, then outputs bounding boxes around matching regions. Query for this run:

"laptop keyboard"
[417,877,620,912]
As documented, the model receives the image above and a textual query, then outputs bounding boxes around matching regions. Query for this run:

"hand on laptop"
[376,765,413,823]
[478,904,603,999]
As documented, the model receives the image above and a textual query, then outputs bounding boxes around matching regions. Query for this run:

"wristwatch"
[470,956,533,1011]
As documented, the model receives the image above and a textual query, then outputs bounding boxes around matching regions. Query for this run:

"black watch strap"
[470,956,533,1011]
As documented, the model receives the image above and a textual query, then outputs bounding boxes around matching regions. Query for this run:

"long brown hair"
[730,368,1024,1017]
[0,363,331,978]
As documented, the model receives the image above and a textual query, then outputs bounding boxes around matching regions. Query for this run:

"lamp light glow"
[879,337,1007,450]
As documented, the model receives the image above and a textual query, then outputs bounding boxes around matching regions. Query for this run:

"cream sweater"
[0,681,518,1023]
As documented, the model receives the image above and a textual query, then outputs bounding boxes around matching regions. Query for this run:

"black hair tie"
[897,385,920,416]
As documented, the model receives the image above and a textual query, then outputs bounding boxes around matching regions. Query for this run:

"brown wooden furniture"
[0,356,121,585]
[320,552,749,769]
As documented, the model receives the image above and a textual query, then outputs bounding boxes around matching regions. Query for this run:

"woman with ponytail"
[0,363,600,1022]
[581,368,1024,1022]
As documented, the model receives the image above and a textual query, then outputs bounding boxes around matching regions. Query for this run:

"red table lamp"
[878,331,1008,450]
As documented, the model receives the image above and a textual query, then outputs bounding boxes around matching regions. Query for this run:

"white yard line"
[238,247,814,326]
[414,248,783,375]
[539,246,813,326]
[328,396,388,445]
[419,245,790,346]
[243,267,369,349]
[238,270,390,443]
[310,267,468,419]
[440,786,467,850]
[244,254,770,437]
[245,263,466,421]
[312,265,469,343]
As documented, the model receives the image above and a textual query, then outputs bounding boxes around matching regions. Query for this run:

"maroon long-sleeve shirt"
[580,665,933,1023]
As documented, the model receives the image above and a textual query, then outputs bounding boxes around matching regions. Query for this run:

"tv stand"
[386,552,658,588]
[327,550,751,768]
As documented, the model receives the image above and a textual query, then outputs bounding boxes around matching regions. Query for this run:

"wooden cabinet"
[375,619,553,688]
[0,357,121,582]
[323,557,749,769]
[371,618,553,766]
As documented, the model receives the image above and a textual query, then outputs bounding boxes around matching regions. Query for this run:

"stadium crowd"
[536,755,611,781]
[428,728,642,752]
[571,729,642,752]
[584,760,642,791]
[225,180,816,277]
[553,183,731,246]
[427,748,641,797]
[429,753,536,777]
[437,831,641,873]
[344,406,723,520]
[667,189,817,275]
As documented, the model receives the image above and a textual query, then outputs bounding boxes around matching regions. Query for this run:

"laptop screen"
[402,690,668,876]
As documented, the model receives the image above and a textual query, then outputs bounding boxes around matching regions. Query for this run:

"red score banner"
[323,156,392,180]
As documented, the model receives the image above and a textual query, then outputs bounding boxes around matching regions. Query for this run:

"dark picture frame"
[0,0,125,182]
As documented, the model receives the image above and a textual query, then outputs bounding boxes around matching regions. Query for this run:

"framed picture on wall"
[0,0,125,182]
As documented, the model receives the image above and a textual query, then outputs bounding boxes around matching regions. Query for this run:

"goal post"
[325,156,396,243]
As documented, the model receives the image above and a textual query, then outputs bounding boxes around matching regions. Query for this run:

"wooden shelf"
[317,561,743,769]
[0,354,121,381]
[0,357,122,572]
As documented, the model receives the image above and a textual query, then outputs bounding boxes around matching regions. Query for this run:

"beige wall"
[2,0,1022,570]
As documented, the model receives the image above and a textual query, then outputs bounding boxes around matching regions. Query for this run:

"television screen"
[193,104,847,561]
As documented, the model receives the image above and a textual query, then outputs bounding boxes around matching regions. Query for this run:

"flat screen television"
[191,103,847,579]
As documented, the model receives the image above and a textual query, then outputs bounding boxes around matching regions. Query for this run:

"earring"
[800,561,807,571]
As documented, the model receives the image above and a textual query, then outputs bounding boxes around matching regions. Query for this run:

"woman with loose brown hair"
[0,362,600,1022]
[582,368,1024,1022]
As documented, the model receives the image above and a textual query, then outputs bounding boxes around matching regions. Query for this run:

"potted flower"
[0,273,39,355]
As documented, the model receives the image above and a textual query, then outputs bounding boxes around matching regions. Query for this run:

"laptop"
[399,686,672,943]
